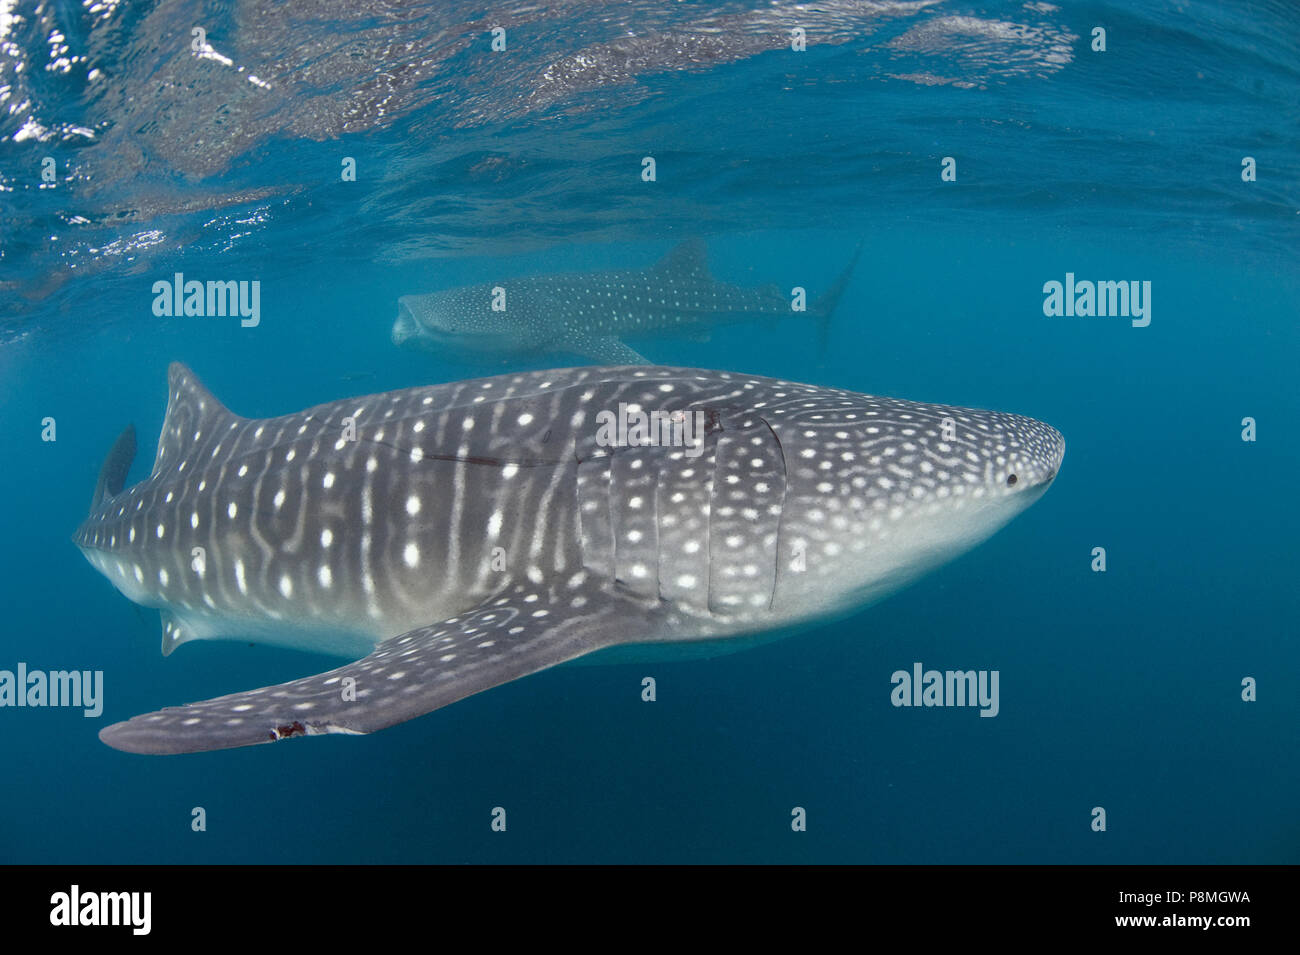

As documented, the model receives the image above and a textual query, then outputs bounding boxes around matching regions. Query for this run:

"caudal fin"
[812,240,864,353]
[90,424,137,510]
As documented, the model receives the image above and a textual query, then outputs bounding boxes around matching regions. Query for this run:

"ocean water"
[1,0,1297,864]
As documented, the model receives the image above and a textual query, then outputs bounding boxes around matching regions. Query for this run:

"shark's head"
[771,395,1065,615]
[393,287,542,355]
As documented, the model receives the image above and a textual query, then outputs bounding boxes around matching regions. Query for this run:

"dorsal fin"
[151,363,237,477]
[91,424,137,510]
[653,238,710,280]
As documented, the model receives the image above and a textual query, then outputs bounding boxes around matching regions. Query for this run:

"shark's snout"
[1038,425,1065,486]
[1009,421,1064,495]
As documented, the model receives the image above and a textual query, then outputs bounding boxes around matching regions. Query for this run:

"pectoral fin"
[99,584,638,755]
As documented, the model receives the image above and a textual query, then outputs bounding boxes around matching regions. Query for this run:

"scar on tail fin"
[812,239,865,354]
[91,424,136,509]
[98,584,635,755]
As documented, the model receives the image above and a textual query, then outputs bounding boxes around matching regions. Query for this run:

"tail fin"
[91,424,137,510]
[812,239,864,353]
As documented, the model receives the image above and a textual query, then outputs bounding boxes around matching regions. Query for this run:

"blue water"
[1,0,1297,863]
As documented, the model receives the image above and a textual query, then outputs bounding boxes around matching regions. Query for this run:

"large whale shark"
[391,239,862,364]
[76,363,1063,755]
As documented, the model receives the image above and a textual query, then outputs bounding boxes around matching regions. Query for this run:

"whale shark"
[391,239,862,364]
[76,363,1063,755]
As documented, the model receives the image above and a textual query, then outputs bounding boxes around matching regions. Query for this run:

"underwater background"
[1,0,1297,863]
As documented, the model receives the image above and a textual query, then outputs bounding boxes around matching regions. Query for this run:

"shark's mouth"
[392,301,520,354]
[391,302,421,346]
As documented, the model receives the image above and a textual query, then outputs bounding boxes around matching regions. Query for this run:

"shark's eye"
[1006,474,1018,487]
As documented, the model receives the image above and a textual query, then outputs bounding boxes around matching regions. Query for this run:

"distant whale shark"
[77,363,1063,755]
[391,239,862,364]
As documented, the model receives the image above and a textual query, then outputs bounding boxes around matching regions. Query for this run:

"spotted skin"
[391,238,861,363]
[77,363,1063,754]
